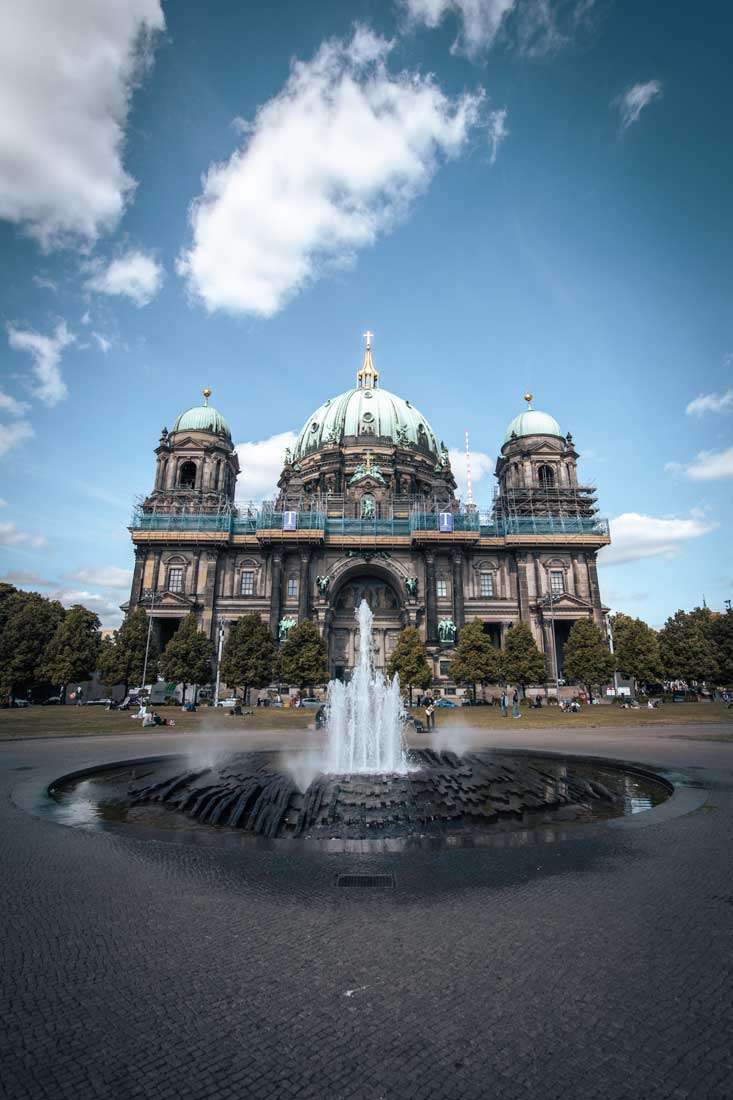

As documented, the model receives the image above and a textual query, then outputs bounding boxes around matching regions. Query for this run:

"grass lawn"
[409,701,733,731]
[0,704,314,740]
[1,700,731,740]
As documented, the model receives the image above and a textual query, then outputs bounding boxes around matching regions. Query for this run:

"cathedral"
[125,336,610,693]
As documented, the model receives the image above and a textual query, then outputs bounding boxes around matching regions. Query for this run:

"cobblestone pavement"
[1,725,732,1100]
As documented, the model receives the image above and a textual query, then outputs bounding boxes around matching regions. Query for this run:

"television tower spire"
[465,429,476,513]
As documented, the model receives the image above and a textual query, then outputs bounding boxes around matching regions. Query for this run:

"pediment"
[538,592,592,612]
[146,591,196,610]
[522,439,565,457]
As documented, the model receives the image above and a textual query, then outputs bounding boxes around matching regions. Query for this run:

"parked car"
[12,698,31,707]
[41,696,62,705]
[214,697,238,707]
[435,699,459,707]
[300,698,321,707]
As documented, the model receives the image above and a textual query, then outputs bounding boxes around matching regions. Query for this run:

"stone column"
[298,550,311,622]
[542,618,556,680]
[515,552,530,622]
[201,549,220,639]
[128,548,146,612]
[190,549,202,601]
[424,551,438,643]
[451,550,465,630]
[151,549,162,593]
[269,551,283,638]
[586,552,604,626]
[534,557,544,599]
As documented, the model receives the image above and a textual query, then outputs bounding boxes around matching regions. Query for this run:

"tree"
[220,615,277,703]
[501,623,546,697]
[562,619,616,697]
[98,607,159,696]
[449,620,501,702]
[159,613,214,702]
[711,609,733,686]
[0,587,66,698]
[42,605,101,702]
[387,627,432,705]
[610,613,663,692]
[279,619,329,696]
[659,608,718,685]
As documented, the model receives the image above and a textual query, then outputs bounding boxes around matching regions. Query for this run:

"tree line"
[2,580,731,703]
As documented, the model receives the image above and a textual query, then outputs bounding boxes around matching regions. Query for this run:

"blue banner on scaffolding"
[438,512,453,533]
[283,511,297,531]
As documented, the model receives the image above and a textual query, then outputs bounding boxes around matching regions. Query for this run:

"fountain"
[46,601,672,844]
[325,600,407,775]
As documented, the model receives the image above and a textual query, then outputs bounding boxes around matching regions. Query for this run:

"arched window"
[538,464,555,489]
[179,461,197,489]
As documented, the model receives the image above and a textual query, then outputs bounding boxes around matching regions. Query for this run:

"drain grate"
[336,873,395,889]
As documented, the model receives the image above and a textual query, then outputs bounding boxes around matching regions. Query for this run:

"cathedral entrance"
[328,574,403,678]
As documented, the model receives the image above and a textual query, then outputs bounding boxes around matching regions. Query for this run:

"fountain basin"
[47,749,671,844]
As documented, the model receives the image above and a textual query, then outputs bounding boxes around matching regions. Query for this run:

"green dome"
[172,403,231,440]
[293,386,440,460]
[503,408,563,445]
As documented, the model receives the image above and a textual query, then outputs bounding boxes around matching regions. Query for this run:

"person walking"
[512,688,520,719]
[500,689,508,718]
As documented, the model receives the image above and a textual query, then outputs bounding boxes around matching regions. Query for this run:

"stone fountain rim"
[33,747,706,852]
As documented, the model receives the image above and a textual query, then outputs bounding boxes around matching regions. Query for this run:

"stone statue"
[316,575,330,596]
[284,447,292,465]
[361,496,375,519]
[396,424,409,446]
[278,615,297,642]
[405,576,418,598]
[438,618,456,643]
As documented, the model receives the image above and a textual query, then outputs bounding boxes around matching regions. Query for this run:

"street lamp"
[214,618,228,706]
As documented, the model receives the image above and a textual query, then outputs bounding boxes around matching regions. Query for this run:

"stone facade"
[126,347,610,690]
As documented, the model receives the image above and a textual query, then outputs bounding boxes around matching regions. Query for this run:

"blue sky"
[0,0,731,628]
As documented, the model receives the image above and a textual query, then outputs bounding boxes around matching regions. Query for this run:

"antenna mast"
[465,429,476,513]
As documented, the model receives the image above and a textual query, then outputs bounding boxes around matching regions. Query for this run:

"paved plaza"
[2,723,732,1100]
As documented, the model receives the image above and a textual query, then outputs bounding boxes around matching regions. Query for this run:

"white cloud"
[487,108,508,163]
[32,275,58,293]
[85,249,165,306]
[601,511,718,565]
[685,388,733,416]
[0,0,164,247]
[402,0,596,57]
[666,448,733,481]
[403,0,516,56]
[92,332,113,354]
[67,566,133,589]
[0,391,31,418]
[178,27,485,317]
[235,431,298,502]
[48,587,123,629]
[615,80,663,130]
[6,321,74,405]
[0,420,35,458]
[0,521,47,550]
[0,499,6,507]
[0,570,54,587]
[448,446,494,500]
